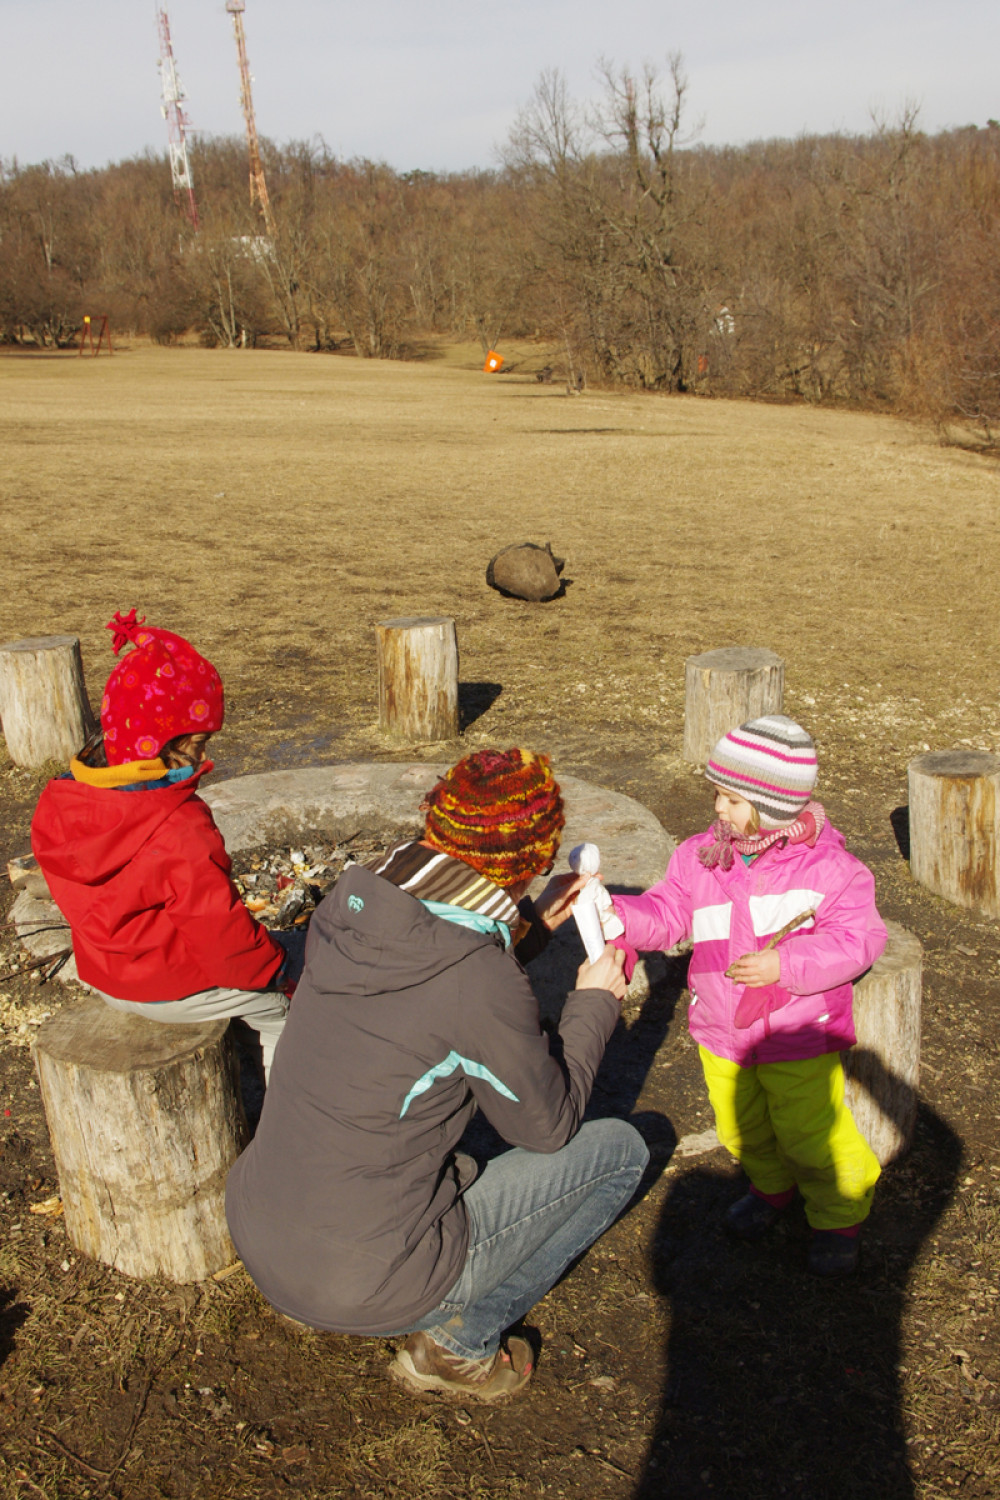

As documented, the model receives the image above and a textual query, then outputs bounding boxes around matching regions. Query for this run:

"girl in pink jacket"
[612,715,886,1276]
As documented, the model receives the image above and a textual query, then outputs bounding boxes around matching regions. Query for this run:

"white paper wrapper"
[569,842,624,948]
[594,883,625,940]
[573,897,606,964]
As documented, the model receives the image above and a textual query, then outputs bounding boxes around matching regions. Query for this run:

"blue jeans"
[406,1118,648,1362]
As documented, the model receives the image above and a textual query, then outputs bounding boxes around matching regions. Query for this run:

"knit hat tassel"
[107,608,148,656]
[699,821,737,871]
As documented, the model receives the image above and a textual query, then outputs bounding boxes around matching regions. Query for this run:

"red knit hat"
[100,609,224,766]
[423,748,565,888]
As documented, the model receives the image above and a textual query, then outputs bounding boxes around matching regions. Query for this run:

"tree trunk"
[843,920,922,1165]
[32,998,248,1283]
[683,647,785,764]
[907,749,1000,917]
[376,616,459,742]
[0,635,95,768]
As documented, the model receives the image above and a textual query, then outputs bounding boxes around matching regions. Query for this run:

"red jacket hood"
[29,761,282,1004]
[31,763,213,889]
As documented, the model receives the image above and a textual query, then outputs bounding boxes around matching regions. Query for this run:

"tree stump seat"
[907,750,1000,918]
[0,635,95,768]
[844,920,922,1165]
[683,646,785,764]
[375,615,459,742]
[32,997,248,1283]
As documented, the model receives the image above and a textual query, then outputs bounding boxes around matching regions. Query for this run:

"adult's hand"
[532,871,587,931]
[576,942,627,1000]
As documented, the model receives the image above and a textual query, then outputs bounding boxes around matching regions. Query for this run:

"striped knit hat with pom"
[705,715,818,829]
[422,748,565,888]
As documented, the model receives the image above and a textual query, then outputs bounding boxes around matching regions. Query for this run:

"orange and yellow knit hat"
[423,748,565,888]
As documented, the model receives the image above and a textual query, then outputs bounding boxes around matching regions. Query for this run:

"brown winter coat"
[225,860,619,1332]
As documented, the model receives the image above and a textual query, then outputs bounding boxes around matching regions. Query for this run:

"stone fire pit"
[12,763,676,1010]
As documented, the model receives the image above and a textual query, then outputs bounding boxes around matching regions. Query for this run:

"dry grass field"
[1,341,999,1499]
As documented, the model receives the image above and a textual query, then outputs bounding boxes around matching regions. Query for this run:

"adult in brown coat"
[226,749,648,1401]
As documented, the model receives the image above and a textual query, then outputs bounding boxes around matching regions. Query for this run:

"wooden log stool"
[843,920,922,1165]
[0,635,96,768]
[683,647,785,764]
[907,749,1000,918]
[376,616,459,742]
[32,998,248,1282]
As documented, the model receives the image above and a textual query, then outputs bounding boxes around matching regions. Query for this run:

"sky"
[1,0,997,174]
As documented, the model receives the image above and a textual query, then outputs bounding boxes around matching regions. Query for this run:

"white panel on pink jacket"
[748,890,824,938]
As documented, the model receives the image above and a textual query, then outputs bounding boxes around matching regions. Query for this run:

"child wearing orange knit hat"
[32,609,296,1080]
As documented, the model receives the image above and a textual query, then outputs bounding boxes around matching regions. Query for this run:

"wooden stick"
[725,908,815,979]
[0,947,72,983]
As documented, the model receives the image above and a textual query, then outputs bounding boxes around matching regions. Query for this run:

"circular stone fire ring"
[14,764,675,1007]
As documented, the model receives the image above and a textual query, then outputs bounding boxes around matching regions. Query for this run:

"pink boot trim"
[750,1185,795,1210]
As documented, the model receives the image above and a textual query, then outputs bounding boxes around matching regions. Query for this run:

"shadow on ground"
[890,805,911,861]
[634,1065,962,1500]
[458,681,503,731]
[0,1286,28,1372]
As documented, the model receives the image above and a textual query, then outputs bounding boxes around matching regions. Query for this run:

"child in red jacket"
[31,609,295,1079]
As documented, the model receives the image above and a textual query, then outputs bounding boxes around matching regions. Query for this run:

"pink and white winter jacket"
[611,821,887,1066]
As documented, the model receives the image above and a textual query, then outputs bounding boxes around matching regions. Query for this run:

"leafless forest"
[4,61,1000,437]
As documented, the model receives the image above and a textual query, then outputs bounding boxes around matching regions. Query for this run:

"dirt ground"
[1,341,999,1499]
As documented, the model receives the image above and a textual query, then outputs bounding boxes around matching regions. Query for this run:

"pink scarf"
[697,802,826,871]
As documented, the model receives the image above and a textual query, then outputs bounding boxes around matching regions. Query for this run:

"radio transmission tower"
[226,0,276,238]
[155,6,199,230]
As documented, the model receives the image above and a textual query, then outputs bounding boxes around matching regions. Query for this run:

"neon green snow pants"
[699,1046,881,1230]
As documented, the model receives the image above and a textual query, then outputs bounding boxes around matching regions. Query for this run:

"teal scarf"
[419,899,513,951]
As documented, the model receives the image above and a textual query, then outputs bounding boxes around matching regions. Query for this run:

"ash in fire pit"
[230,833,391,931]
[229,832,395,1123]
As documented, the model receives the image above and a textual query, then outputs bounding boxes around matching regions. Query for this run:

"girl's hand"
[533,871,588,931]
[728,950,781,987]
[576,943,627,999]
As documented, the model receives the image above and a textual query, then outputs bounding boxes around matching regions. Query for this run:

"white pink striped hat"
[706,715,818,829]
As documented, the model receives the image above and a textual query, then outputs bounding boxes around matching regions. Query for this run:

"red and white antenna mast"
[225,0,276,238]
[155,6,199,230]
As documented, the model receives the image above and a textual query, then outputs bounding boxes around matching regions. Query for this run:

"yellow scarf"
[69,756,171,789]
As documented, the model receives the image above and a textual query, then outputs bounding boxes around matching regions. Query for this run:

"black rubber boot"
[724,1192,785,1241]
[807,1229,860,1276]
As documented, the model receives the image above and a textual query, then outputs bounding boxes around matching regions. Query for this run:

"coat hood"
[303,863,497,1000]
[31,763,212,889]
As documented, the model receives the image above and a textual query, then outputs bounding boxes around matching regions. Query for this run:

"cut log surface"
[844,921,922,1165]
[0,635,95,768]
[683,647,785,764]
[908,750,1000,917]
[376,616,459,742]
[32,998,248,1282]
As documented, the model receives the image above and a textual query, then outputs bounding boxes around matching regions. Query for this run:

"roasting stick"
[724,909,816,980]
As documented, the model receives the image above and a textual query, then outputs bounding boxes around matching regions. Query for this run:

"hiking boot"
[725,1192,785,1241]
[808,1230,860,1277]
[389,1331,534,1402]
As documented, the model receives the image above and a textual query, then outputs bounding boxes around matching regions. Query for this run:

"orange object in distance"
[483,350,504,373]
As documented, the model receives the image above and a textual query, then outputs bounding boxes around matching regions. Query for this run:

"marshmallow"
[569,842,624,959]
[569,843,601,876]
